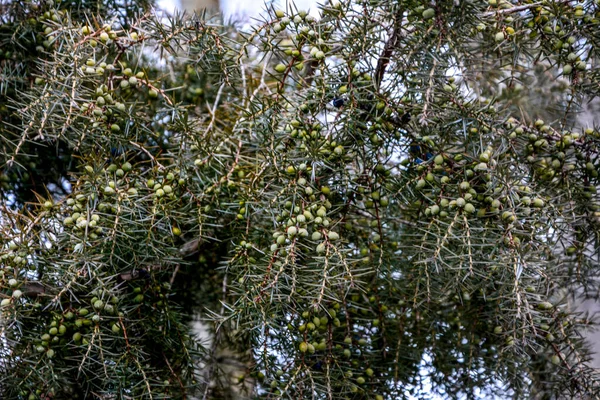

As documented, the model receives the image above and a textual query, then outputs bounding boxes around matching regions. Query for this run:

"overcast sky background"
[157,0,319,20]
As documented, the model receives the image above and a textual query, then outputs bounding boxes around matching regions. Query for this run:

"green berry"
[93,300,104,310]
[316,242,326,253]
[422,8,435,19]
[275,63,287,73]
[562,64,572,75]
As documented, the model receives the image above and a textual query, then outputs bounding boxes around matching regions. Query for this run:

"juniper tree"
[1,0,600,399]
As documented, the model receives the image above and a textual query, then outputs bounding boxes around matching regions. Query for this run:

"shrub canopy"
[1,0,600,398]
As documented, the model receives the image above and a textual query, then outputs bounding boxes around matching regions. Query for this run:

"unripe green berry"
[422,8,435,19]
[562,64,572,75]
[93,300,104,310]
[275,63,287,73]
[299,341,308,352]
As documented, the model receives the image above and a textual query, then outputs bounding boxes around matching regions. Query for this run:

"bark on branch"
[374,6,404,90]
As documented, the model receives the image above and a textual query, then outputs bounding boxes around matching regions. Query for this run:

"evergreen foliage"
[1,0,600,398]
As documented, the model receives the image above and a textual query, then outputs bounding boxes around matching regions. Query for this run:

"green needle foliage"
[1,0,600,398]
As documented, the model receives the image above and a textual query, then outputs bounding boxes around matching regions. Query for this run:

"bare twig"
[374,7,404,90]
[482,1,571,17]
[482,2,543,17]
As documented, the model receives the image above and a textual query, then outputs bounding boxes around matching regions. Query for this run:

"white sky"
[157,0,319,20]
